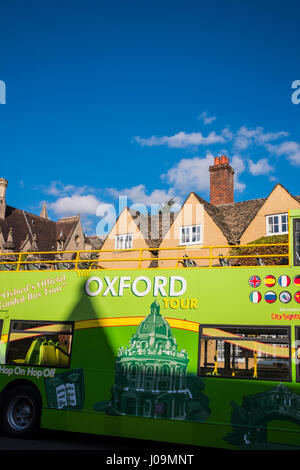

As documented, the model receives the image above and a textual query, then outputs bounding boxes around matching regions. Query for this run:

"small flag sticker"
[279,291,291,303]
[249,275,261,288]
[293,275,300,287]
[249,291,262,303]
[264,275,276,287]
[278,275,291,287]
[295,292,300,303]
[265,291,277,303]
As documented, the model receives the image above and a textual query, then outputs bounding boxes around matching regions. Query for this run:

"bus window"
[6,321,73,368]
[293,219,300,266]
[198,326,290,381]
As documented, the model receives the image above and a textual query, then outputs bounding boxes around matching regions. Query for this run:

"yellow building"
[98,207,176,269]
[98,156,300,269]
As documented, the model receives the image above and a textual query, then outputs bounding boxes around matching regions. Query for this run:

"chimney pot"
[214,157,220,166]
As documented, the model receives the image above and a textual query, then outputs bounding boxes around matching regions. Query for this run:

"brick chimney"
[209,156,234,205]
[0,178,8,220]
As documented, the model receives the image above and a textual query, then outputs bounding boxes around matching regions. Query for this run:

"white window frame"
[115,233,133,250]
[266,213,288,236]
[179,224,202,245]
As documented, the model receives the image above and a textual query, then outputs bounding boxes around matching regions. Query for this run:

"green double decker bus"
[0,210,300,450]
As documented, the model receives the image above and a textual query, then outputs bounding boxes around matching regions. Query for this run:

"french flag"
[278,275,291,287]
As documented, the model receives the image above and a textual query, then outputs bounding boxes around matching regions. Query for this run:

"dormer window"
[58,240,64,250]
[180,224,202,245]
[115,234,133,250]
[266,213,288,236]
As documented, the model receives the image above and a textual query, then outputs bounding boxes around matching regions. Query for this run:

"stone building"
[0,177,102,266]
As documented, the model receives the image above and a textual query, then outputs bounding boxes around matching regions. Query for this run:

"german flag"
[294,275,300,287]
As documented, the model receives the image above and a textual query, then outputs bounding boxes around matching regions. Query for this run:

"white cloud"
[248,158,274,176]
[198,111,216,125]
[230,154,246,192]
[234,126,288,150]
[267,140,300,166]
[134,130,228,148]
[161,152,247,195]
[49,194,100,216]
[108,184,181,208]
[161,152,215,194]
[221,128,234,141]
[231,154,246,174]
[39,180,105,219]
[40,181,95,198]
[255,130,289,145]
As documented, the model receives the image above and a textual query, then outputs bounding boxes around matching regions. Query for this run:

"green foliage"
[229,234,289,266]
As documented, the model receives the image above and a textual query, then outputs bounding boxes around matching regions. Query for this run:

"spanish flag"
[264,275,276,287]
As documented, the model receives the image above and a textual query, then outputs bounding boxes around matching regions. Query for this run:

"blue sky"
[0,0,300,234]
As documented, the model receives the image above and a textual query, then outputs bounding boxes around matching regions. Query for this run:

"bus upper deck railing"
[0,241,290,271]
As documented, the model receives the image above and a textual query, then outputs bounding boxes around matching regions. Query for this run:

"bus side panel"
[41,319,300,450]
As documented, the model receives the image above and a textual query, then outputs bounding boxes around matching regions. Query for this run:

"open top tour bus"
[0,209,300,450]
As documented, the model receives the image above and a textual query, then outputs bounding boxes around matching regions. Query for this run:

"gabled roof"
[166,184,300,246]
[0,207,85,254]
[192,193,236,244]
[86,235,105,250]
[130,210,177,249]
[56,215,80,248]
[0,205,57,252]
[99,207,177,251]
[127,197,237,247]
[217,197,267,242]
[217,183,300,242]
[128,193,236,247]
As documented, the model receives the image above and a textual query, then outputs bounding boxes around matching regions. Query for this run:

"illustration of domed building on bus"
[94,301,210,422]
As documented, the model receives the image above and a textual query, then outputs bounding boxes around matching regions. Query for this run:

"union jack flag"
[249,275,261,288]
